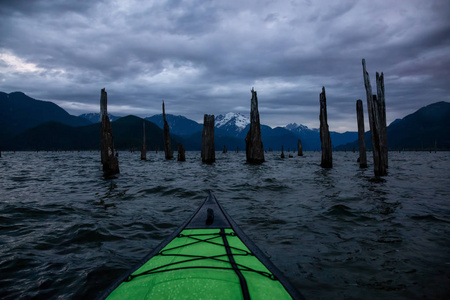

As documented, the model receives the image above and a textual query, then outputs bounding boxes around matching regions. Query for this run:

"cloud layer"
[1,0,449,131]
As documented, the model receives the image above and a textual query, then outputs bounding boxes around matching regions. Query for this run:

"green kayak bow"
[99,193,303,299]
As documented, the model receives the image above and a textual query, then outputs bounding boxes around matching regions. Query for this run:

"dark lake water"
[0,151,449,299]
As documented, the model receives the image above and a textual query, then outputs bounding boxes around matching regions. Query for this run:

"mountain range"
[128,113,357,151]
[336,101,450,151]
[4,116,181,151]
[0,91,448,151]
[0,91,91,143]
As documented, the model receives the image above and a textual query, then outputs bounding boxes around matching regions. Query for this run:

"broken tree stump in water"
[356,99,367,168]
[177,143,186,161]
[362,59,387,176]
[245,88,265,164]
[201,114,215,164]
[298,139,303,156]
[319,87,332,168]
[376,72,388,169]
[162,101,173,160]
[141,121,146,160]
[100,88,119,177]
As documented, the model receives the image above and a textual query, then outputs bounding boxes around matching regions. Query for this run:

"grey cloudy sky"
[1,0,449,131]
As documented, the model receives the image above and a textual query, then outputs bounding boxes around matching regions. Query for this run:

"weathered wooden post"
[162,101,173,159]
[362,59,387,176]
[177,143,185,161]
[280,145,285,159]
[356,99,367,168]
[100,88,119,177]
[298,139,303,156]
[223,145,227,153]
[376,72,388,169]
[201,114,215,164]
[245,88,265,164]
[319,87,332,168]
[141,121,146,160]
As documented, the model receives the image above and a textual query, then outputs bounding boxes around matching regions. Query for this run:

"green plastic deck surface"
[106,229,292,299]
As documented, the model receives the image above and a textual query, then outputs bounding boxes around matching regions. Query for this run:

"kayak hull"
[99,193,303,300]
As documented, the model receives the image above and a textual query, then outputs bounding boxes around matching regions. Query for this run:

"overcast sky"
[1,0,449,131]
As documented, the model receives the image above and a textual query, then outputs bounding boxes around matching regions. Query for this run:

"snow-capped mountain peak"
[215,112,250,132]
[296,124,310,132]
[78,113,120,123]
[285,123,299,131]
[285,123,311,132]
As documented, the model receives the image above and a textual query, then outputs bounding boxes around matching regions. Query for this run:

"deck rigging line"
[220,228,250,300]
[124,230,277,286]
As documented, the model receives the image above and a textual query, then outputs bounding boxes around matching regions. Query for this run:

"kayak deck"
[101,193,303,299]
[107,228,291,299]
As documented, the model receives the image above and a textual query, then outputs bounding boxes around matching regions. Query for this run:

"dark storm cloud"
[0,0,449,131]
[0,0,97,16]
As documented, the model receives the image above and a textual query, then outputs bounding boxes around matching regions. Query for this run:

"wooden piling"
[100,88,119,177]
[376,72,388,169]
[298,139,303,156]
[177,143,186,161]
[201,114,215,164]
[356,99,367,168]
[319,87,332,168]
[281,145,285,159]
[223,145,227,153]
[245,88,265,164]
[141,121,146,160]
[362,59,387,176]
[162,101,173,160]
